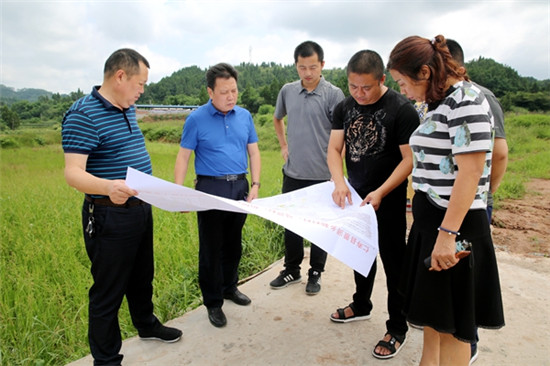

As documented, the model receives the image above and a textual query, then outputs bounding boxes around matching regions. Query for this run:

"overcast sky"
[2,0,549,94]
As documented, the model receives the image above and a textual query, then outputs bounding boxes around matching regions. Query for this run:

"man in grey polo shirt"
[270,40,345,295]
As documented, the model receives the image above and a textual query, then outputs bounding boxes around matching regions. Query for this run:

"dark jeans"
[82,201,157,366]
[351,184,408,337]
[281,173,328,274]
[196,177,248,308]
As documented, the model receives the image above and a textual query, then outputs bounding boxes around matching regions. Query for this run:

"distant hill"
[2,57,549,111]
[139,58,549,108]
[465,57,550,97]
[0,84,53,104]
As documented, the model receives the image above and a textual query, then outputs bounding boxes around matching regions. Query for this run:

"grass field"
[491,113,550,203]
[0,143,286,365]
[0,112,548,365]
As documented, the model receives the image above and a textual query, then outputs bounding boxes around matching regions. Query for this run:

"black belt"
[85,195,144,208]
[196,174,246,181]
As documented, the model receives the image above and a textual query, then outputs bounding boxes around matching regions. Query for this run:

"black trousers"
[281,173,328,274]
[351,183,408,337]
[196,177,248,308]
[82,201,157,366]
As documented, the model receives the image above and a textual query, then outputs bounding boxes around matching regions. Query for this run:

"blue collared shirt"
[180,100,258,176]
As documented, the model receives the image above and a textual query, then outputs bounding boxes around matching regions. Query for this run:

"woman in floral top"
[387,35,504,366]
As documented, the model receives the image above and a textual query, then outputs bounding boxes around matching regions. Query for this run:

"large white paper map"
[126,167,378,277]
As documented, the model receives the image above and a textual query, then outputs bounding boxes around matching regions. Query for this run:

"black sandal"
[372,332,407,359]
[329,303,371,323]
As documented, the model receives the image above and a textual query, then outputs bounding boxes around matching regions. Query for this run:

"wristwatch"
[251,181,261,188]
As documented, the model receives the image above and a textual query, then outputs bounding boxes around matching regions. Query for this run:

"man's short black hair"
[294,41,324,63]
[446,39,465,66]
[206,63,238,90]
[346,50,385,80]
[104,48,149,78]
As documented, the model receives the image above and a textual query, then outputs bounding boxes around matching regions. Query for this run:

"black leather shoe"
[207,307,227,327]
[223,289,251,306]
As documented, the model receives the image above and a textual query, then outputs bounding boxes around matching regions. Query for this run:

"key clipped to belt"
[86,203,95,238]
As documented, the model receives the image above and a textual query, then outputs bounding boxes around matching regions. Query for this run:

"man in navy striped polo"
[62,48,182,366]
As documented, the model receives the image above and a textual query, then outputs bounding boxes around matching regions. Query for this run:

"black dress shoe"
[223,289,251,306]
[207,307,227,327]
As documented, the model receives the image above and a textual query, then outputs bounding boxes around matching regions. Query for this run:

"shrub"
[257,104,275,115]
[34,136,46,146]
[0,136,19,148]
[255,114,270,127]
[142,126,182,143]
[254,122,280,151]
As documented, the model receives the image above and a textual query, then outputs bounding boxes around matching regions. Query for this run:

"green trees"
[2,58,549,129]
[9,97,72,125]
[501,91,550,112]
[240,85,263,113]
[465,57,550,112]
[467,57,522,97]
[0,105,21,130]
[0,89,83,128]
[140,66,205,104]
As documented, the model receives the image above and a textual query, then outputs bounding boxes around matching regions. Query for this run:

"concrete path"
[68,249,550,365]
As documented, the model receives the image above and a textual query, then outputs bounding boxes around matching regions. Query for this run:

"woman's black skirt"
[401,191,505,342]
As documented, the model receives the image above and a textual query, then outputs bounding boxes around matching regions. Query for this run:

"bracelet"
[438,226,460,236]
[251,181,261,188]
